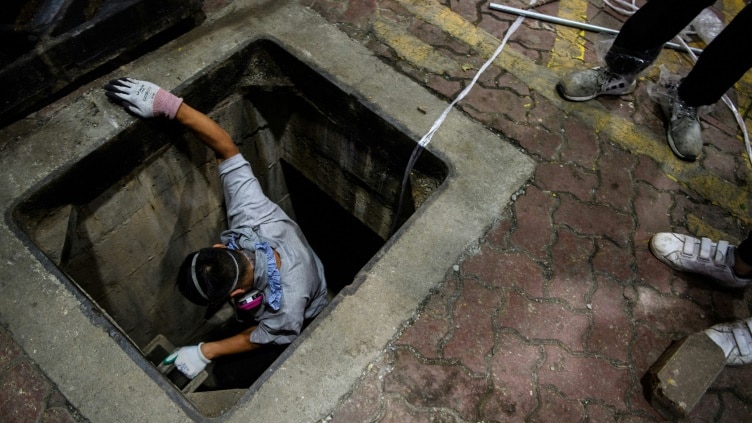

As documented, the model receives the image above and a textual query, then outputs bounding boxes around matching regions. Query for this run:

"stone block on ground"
[647,332,726,419]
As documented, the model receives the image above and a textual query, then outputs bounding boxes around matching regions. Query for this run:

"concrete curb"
[0,1,533,421]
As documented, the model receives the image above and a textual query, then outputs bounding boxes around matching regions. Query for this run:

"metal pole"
[488,2,703,54]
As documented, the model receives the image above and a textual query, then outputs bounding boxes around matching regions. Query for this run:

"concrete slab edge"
[0,1,534,421]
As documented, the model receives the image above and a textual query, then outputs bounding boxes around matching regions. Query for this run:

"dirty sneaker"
[705,318,752,366]
[661,84,703,161]
[649,232,752,288]
[557,67,636,101]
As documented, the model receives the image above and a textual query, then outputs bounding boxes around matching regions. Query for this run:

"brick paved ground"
[0,325,88,423]
[308,0,752,421]
[4,0,752,421]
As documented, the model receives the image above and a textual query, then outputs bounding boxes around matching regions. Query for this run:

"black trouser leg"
[679,3,752,106]
[606,0,715,75]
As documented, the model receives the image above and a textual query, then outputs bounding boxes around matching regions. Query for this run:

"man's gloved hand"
[104,77,183,119]
[163,343,211,379]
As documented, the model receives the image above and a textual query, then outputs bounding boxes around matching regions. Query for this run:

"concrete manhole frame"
[0,1,534,421]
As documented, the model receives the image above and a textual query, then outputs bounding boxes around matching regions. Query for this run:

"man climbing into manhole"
[104,77,329,388]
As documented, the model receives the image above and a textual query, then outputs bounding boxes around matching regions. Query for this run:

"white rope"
[417,14,526,148]
[603,0,639,16]
[391,8,527,234]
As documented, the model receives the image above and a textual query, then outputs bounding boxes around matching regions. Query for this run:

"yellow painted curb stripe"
[686,213,741,245]
[371,19,457,75]
[394,0,751,224]
[547,0,587,69]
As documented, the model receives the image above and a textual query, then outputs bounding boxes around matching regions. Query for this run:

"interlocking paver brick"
[424,74,462,100]
[329,358,383,423]
[397,314,450,359]
[509,186,556,259]
[582,402,617,421]
[548,227,595,307]
[535,161,597,201]
[587,277,632,363]
[635,248,675,294]
[592,238,634,281]
[342,0,377,25]
[498,290,590,350]
[384,349,487,421]
[0,329,22,371]
[445,279,501,372]
[633,183,674,245]
[308,0,348,22]
[478,387,524,421]
[719,391,752,419]
[516,127,562,159]
[539,344,633,409]
[560,116,600,167]
[496,71,532,97]
[555,194,633,246]
[530,92,564,133]
[595,143,637,212]
[448,0,481,23]
[0,361,51,423]
[690,394,721,422]
[379,397,442,423]
[462,83,532,125]
[477,12,513,42]
[39,408,78,423]
[485,215,513,249]
[0,326,85,423]
[632,286,711,334]
[631,323,672,378]
[714,365,752,401]
[409,19,473,58]
[534,387,586,422]
[488,331,541,419]
[633,156,681,190]
[463,246,545,294]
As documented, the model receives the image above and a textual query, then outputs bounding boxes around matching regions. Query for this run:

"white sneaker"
[705,319,752,366]
[649,232,751,288]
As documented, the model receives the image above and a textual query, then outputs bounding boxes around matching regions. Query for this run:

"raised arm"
[175,103,238,161]
[104,77,238,161]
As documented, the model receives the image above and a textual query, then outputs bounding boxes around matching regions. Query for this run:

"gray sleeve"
[249,254,322,345]
[250,293,308,345]
[218,154,283,230]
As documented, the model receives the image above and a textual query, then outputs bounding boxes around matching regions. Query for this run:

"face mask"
[234,289,263,311]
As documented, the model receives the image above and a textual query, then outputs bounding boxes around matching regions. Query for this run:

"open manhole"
[13,40,447,417]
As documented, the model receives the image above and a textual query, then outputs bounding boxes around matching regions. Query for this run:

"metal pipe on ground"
[488,2,703,55]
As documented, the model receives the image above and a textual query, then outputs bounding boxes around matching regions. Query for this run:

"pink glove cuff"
[153,89,183,119]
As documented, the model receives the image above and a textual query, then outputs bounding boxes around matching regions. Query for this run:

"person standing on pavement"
[104,77,329,386]
[557,0,752,162]
[649,232,752,366]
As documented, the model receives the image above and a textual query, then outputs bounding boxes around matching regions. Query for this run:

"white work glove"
[104,77,183,119]
[163,343,210,379]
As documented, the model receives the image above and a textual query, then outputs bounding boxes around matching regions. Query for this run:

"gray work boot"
[557,67,636,101]
[705,318,752,366]
[661,84,703,161]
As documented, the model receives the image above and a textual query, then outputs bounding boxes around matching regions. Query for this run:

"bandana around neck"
[226,233,282,311]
